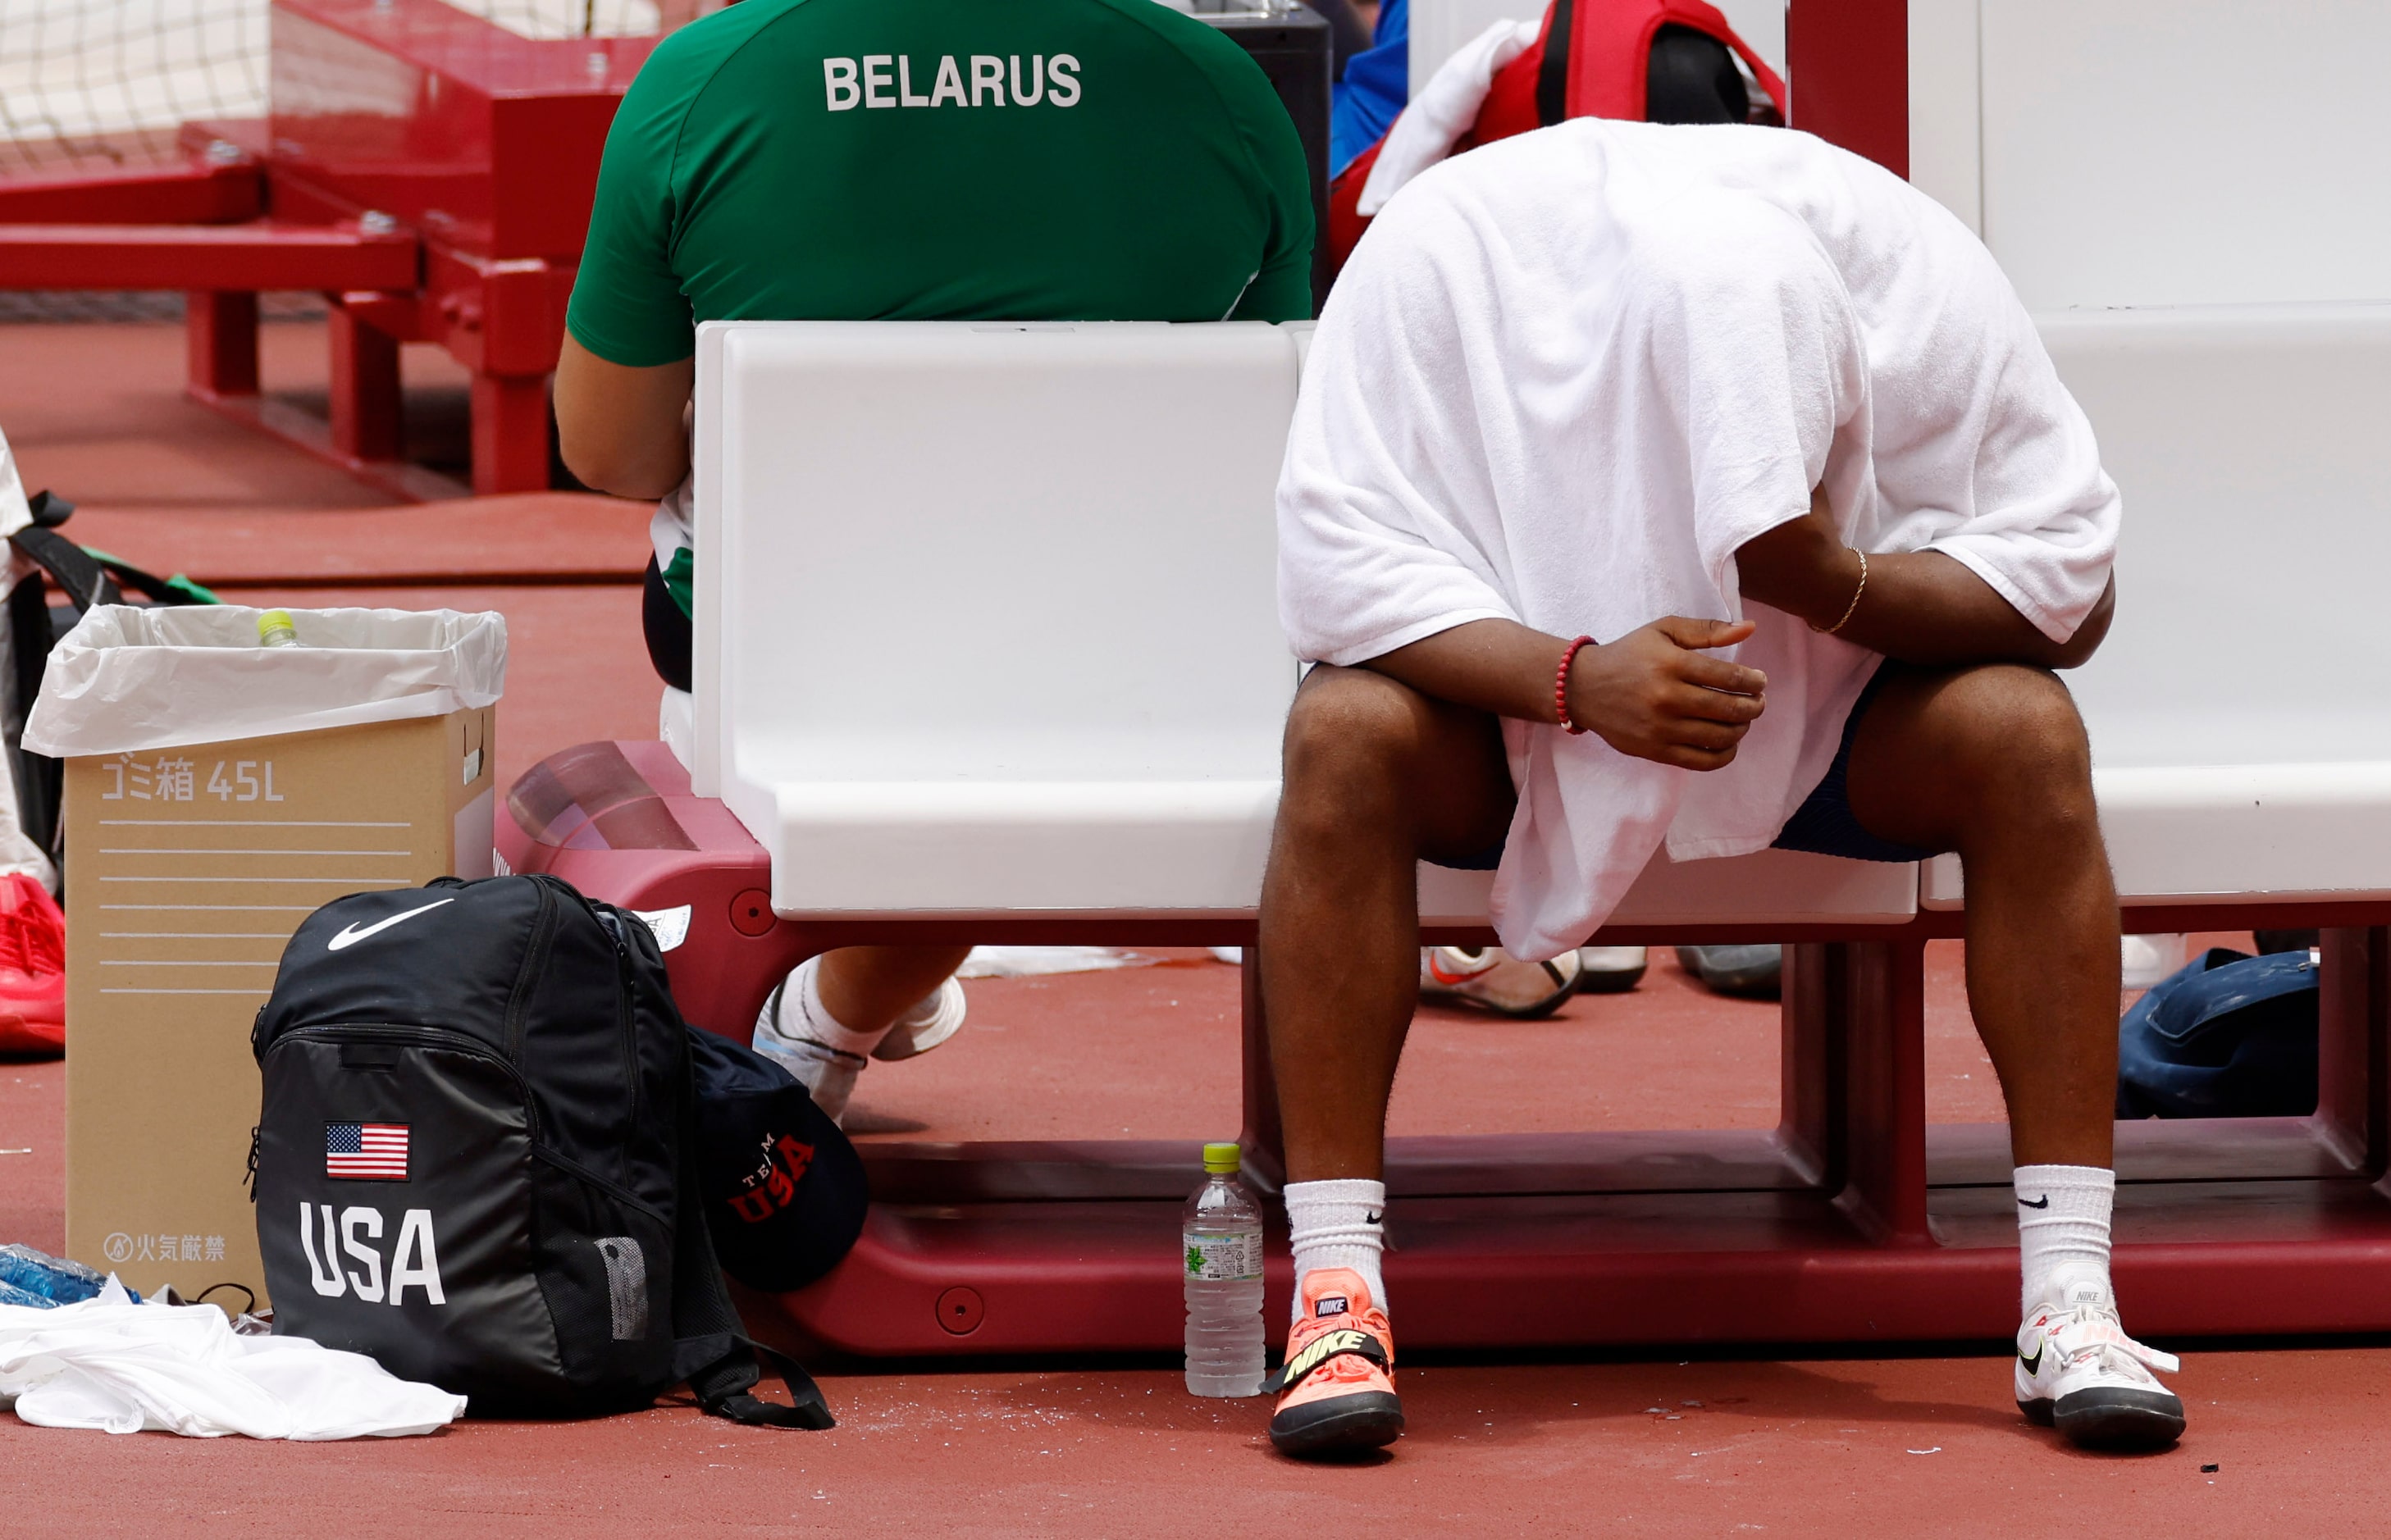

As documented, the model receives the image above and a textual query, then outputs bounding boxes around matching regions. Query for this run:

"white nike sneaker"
[2015,1266,2186,1451]
[1419,946,1582,1018]
[751,977,867,1123]
[750,961,970,1123]
[871,976,968,1062]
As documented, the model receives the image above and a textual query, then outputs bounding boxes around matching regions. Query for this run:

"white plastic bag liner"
[0,1279,467,1439]
[22,605,506,758]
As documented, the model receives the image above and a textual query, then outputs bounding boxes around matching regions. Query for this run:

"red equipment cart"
[0,0,655,498]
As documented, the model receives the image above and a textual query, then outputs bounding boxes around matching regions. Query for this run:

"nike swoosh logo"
[1364,1210,1384,1226]
[2018,1195,2051,1209]
[327,898,455,951]
[2019,1342,2043,1374]
[1426,956,1481,986]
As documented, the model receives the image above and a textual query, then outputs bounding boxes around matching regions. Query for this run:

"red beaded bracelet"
[1556,635,1595,734]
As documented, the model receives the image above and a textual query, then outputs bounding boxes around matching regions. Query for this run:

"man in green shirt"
[555,0,1313,1123]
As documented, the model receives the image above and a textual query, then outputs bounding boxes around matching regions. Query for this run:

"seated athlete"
[1258,117,2181,1458]
[554,0,1312,1123]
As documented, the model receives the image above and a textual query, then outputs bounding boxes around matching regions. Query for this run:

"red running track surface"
[2,316,2385,1533]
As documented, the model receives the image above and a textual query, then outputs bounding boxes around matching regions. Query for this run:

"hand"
[1567,617,1767,770]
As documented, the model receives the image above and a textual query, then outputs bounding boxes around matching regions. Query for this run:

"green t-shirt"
[567,0,1316,369]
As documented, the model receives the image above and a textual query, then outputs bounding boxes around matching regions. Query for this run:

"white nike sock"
[766,955,892,1058]
[2015,1164,2114,1313]
[1284,1178,1387,1323]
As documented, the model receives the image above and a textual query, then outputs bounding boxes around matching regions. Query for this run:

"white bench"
[687,318,1917,930]
[644,316,2391,1358]
[1926,303,2391,912]
[690,312,2391,925]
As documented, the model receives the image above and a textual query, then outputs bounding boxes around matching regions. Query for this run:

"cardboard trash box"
[24,606,506,1307]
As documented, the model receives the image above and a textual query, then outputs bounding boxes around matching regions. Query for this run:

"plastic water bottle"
[1184,1141,1265,1397]
[257,609,302,648]
[0,1243,116,1308]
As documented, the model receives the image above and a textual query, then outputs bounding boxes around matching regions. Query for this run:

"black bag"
[5,487,217,863]
[2116,946,2320,1119]
[250,873,832,1427]
[687,1028,868,1293]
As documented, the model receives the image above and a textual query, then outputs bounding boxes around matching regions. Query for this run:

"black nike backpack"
[250,873,832,1427]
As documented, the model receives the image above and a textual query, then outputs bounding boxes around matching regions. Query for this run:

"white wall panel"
[1981,0,2391,309]
[1408,0,1538,99]
[1711,0,1786,78]
[1905,0,1979,233]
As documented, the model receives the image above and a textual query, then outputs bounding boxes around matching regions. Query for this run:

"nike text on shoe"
[1418,946,1581,1018]
[2015,1267,2186,1451]
[1266,1268,1403,1459]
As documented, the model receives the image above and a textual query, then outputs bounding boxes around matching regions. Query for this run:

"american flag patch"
[326,1123,408,1181]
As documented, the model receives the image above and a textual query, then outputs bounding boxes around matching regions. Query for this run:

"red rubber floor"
[8,956,2391,1538]
[3,318,2387,1534]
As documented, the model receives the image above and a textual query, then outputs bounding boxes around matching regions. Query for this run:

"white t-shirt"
[1277,120,2119,958]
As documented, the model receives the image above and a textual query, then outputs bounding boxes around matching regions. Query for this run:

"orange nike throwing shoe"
[1266,1267,1403,1457]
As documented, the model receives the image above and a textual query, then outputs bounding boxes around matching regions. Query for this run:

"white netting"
[0,0,689,175]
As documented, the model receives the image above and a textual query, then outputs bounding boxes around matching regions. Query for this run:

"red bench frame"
[501,740,2391,1357]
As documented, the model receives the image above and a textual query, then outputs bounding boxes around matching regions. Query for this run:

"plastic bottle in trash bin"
[0,1242,116,1307]
[257,609,302,648]
[1184,1141,1266,1396]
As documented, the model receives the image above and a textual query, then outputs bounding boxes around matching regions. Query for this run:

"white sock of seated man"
[1284,1178,1388,1322]
[775,957,897,1056]
[2015,1163,2114,1310]
[1288,1169,2110,1326]
[754,956,892,1119]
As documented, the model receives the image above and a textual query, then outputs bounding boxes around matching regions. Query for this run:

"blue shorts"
[1430,663,1945,873]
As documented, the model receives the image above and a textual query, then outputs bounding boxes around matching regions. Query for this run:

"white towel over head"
[1279,121,2118,957]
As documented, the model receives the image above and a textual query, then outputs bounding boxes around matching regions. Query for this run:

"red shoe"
[0,873,64,1055]
[1266,1267,1403,1457]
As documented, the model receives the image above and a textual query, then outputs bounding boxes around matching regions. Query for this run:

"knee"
[1280,667,1435,827]
[1941,666,2095,822]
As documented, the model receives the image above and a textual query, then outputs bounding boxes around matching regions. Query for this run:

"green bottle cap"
[257,609,298,647]
[1202,1141,1242,1174]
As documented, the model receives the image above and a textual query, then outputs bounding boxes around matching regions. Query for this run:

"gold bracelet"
[1814,549,1867,635]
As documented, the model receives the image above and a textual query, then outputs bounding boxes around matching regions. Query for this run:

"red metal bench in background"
[0,0,654,498]
[499,738,2391,1359]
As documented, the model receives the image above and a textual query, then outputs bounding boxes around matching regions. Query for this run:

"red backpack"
[1326,0,1787,275]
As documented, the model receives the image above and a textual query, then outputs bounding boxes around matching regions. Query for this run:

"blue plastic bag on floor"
[2116,947,2318,1119]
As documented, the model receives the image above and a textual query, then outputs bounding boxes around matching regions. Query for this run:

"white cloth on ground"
[1278,121,2120,959]
[0,1279,467,1438]
[1357,16,1542,217]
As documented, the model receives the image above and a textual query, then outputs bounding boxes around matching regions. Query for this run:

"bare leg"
[1261,666,1518,1182]
[1841,664,2117,1167]
[814,945,975,1034]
